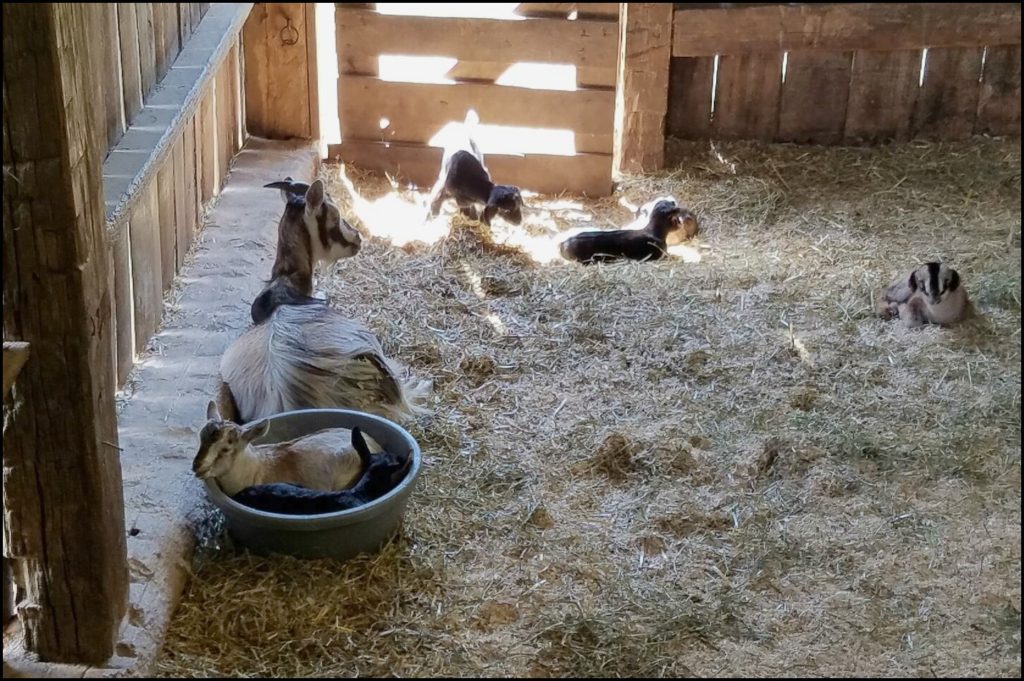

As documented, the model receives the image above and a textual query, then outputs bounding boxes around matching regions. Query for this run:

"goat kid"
[231,427,411,515]
[193,400,383,496]
[251,177,362,324]
[425,110,524,227]
[559,199,699,264]
[876,261,971,328]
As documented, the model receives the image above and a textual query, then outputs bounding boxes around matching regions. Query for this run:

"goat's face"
[192,401,270,480]
[909,262,961,307]
[302,180,362,263]
[647,201,699,244]
[484,185,524,226]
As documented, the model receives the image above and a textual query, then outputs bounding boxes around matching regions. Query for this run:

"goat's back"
[559,229,666,264]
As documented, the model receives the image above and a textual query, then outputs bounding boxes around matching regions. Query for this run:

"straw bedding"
[156,137,1021,677]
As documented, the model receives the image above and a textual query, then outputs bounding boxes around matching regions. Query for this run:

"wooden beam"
[672,3,1021,57]
[614,3,672,174]
[243,3,317,140]
[2,3,128,664]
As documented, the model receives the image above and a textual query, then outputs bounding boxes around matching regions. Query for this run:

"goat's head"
[192,400,270,480]
[647,200,699,244]
[250,278,326,325]
[483,185,524,226]
[265,177,363,264]
[352,427,411,488]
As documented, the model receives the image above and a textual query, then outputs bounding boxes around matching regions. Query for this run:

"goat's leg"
[456,199,479,222]
[426,178,448,220]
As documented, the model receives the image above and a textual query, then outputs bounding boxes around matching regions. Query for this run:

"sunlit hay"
[158,137,1021,678]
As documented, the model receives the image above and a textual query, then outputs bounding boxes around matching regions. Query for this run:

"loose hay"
[157,137,1021,677]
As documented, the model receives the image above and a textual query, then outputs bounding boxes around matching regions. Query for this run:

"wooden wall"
[668,3,1022,143]
[99,4,212,155]
[331,3,621,197]
[102,4,251,387]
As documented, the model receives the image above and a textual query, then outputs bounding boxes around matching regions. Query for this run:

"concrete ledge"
[4,138,319,677]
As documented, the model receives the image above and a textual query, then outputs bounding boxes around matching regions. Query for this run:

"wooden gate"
[331,3,619,197]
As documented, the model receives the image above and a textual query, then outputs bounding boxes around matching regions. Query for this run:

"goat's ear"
[351,427,373,463]
[242,419,270,443]
[908,271,918,292]
[206,400,220,421]
[305,179,325,214]
[948,269,960,292]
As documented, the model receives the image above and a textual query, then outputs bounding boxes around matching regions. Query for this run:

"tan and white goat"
[192,401,381,496]
[876,261,972,328]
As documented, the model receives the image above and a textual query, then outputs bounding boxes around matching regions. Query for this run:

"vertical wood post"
[613,2,674,175]
[242,2,319,140]
[2,3,128,664]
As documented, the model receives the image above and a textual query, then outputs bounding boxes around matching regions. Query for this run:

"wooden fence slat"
[172,136,188,270]
[178,2,192,49]
[666,56,714,139]
[100,5,126,152]
[129,181,163,353]
[912,47,984,140]
[976,45,1022,136]
[334,139,613,197]
[157,158,177,293]
[217,45,235,180]
[712,52,783,141]
[672,3,1021,56]
[777,51,853,144]
[340,75,615,145]
[844,49,921,143]
[118,3,143,126]
[182,116,200,258]
[136,3,157,100]
[153,2,169,82]
[111,220,135,384]
[199,91,219,205]
[337,10,619,69]
[190,2,203,30]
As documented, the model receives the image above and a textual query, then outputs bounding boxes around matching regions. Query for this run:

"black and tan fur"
[559,199,699,264]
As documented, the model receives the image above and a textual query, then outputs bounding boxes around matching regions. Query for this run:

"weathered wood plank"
[99,4,126,152]
[976,45,1022,136]
[245,3,315,139]
[337,9,619,69]
[111,219,135,385]
[777,50,853,144]
[118,3,144,126]
[190,2,203,30]
[844,50,921,143]
[129,181,164,351]
[157,2,181,82]
[672,3,1021,57]
[911,47,984,140]
[136,3,157,99]
[666,56,714,139]
[199,90,219,205]
[157,158,177,293]
[172,135,189,270]
[304,1,319,142]
[2,2,128,663]
[712,52,783,141]
[183,116,200,251]
[217,44,236,179]
[339,75,615,152]
[333,139,613,197]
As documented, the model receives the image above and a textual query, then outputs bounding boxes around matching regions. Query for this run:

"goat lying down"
[252,178,362,325]
[217,303,431,425]
[559,199,699,264]
[426,110,524,227]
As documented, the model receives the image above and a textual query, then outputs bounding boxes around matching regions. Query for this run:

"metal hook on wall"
[280,16,299,46]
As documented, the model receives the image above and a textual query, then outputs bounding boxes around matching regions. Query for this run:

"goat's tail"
[464,109,483,162]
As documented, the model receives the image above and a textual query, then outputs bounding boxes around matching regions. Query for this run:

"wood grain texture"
[172,136,189,270]
[844,49,921,143]
[99,4,126,152]
[672,3,1021,56]
[332,139,613,197]
[157,157,178,293]
[712,52,783,141]
[118,3,144,126]
[777,50,853,144]
[199,90,219,204]
[615,3,672,173]
[244,3,315,139]
[130,180,164,351]
[975,45,1022,136]
[1,2,127,663]
[912,47,983,140]
[2,342,30,395]
[666,56,714,139]
[136,3,157,100]
[183,116,200,252]
[111,218,136,384]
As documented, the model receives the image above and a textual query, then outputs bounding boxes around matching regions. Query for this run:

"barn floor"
[155,137,1021,677]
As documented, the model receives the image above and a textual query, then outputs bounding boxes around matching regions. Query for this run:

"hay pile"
[156,137,1021,677]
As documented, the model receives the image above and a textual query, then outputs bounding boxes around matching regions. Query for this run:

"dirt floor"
[156,137,1021,677]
